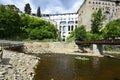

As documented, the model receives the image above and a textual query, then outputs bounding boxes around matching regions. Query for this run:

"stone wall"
[23,42,79,54]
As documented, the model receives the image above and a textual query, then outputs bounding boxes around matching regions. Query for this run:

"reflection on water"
[92,57,100,69]
[34,54,120,80]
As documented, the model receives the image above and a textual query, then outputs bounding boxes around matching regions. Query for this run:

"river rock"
[0,50,39,80]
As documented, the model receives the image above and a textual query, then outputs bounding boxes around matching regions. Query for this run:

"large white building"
[42,13,78,41]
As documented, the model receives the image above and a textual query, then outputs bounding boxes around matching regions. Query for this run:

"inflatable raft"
[75,56,90,61]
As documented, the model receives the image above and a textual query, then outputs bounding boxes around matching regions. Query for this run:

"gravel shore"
[0,50,40,80]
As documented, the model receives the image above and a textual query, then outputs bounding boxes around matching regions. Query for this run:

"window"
[75,25,77,29]
[89,1,91,4]
[68,26,70,31]
[60,21,66,24]
[113,9,114,12]
[96,8,98,10]
[60,31,61,35]
[62,38,65,41]
[112,4,114,6]
[71,25,74,31]
[75,21,78,24]
[63,26,66,31]
[103,8,104,10]
[68,21,74,24]
[59,26,62,30]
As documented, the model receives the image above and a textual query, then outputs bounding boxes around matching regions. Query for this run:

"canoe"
[75,56,90,61]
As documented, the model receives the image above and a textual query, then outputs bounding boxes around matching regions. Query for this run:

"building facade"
[77,0,120,31]
[42,13,78,41]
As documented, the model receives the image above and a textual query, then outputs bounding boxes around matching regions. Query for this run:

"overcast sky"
[0,0,84,14]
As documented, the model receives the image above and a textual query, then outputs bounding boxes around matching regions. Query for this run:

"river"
[33,54,120,80]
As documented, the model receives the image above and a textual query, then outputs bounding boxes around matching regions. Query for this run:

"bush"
[20,14,59,41]
[102,19,120,39]
[67,30,75,42]
[75,25,87,41]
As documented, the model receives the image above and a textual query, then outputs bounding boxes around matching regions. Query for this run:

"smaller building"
[42,13,78,41]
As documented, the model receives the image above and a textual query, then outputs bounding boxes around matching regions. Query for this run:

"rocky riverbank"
[0,41,103,80]
[0,50,40,80]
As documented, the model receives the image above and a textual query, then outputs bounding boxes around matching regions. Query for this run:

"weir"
[0,40,24,51]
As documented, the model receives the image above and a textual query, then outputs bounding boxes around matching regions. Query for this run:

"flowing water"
[34,54,120,80]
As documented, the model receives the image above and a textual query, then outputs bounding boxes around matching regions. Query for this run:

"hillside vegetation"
[0,4,59,41]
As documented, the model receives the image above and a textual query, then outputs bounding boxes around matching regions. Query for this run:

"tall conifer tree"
[24,3,31,14]
[37,6,41,17]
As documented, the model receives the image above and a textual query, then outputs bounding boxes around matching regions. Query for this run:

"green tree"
[67,30,75,42]
[91,8,106,34]
[37,7,41,17]
[0,4,59,41]
[24,3,31,14]
[6,5,19,12]
[20,14,59,40]
[74,25,87,53]
[67,25,87,42]
[0,4,21,39]
[0,5,6,38]
[75,25,87,41]
[102,19,120,39]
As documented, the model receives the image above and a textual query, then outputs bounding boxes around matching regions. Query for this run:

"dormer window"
[89,1,91,4]
[112,4,114,6]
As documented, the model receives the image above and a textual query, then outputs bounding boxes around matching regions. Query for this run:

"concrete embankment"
[23,42,79,54]
[23,42,103,57]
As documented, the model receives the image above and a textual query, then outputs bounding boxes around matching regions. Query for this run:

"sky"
[0,0,84,14]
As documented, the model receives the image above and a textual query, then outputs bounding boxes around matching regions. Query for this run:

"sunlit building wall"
[77,0,120,31]
[42,13,78,41]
